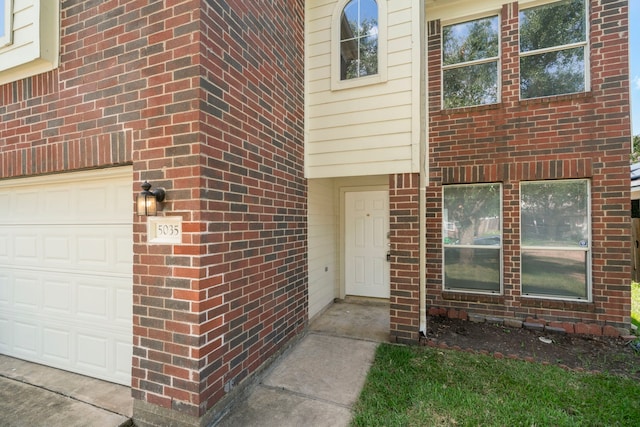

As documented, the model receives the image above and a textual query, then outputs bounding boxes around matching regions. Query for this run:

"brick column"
[389,173,421,343]
[132,1,307,425]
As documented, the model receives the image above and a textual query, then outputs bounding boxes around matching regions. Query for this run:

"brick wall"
[1,0,306,424]
[426,1,631,329]
[188,0,307,420]
[389,173,421,343]
[133,0,307,424]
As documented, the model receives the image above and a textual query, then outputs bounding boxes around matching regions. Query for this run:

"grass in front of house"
[351,344,640,427]
[632,281,640,330]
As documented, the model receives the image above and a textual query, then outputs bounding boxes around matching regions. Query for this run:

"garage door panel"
[0,271,10,301]
[0,231,7,260]
[77,235,109,266]
[0,319,9,352]
[14,275,41,310]
[43,327,71,361]
[43,190,71,216]
[13,320,38,356]
[14,234,39,262]
[116,288,133,322]
[14,192,39,218]
[77,283,109,319]
[0,168,133,385]
[77,334,108,369]
[44,235,71,262]
[43,280,72,313]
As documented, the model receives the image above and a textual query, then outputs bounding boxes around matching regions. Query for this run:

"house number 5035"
[148,217,182,244]
[157,223,180,236]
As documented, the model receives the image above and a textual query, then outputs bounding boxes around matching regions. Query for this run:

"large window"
[442,16,499,109]
[520,180,590,300]
[519,0,588,99]
[340,0,378,80]
[443,184,502,293]
[0,0,12,48]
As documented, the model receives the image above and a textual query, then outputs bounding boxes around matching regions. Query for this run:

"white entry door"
[345,190,390,298]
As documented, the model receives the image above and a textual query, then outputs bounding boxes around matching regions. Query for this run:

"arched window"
[339,0,378,80]
[0,0,13,48]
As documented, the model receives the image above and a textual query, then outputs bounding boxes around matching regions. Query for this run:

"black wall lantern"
[137,181,166,216]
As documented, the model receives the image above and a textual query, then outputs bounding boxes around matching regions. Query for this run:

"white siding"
[308,178,338,319]
[305,0,422,179]
[0,0,59,85]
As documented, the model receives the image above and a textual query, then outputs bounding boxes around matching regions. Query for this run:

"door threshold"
[342,295,389,307]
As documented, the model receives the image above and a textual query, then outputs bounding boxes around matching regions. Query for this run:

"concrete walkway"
[0,356,132,427]
[0,301,386,427]
[218,301,386,427]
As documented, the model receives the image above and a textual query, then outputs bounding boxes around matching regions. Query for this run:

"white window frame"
[442,183,503,295]
[0,0,59,85]
[519,179,592,301]
[519,0,590,99]
[0,0,12,48]
[441,13,501,109]
[331,0,387,91]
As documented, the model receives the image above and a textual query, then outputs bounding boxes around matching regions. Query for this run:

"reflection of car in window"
[473,236,500,246]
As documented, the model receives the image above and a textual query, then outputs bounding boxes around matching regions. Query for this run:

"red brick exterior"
[426,1,631,330]
[0,0,632,423]
[1,0,306,424]
[389,173,421,343]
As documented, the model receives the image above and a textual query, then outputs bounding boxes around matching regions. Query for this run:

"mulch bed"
[422,315,640,379]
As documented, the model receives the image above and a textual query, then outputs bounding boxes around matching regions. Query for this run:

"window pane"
[443,184,501,293]
[358,35,378,76]
[342,0,359,36]
[443,16,499,65]
[360,0,377,26]
[443,184,501,245]
[444,247,501,292]
[521,180,588,247]
[0,0,5,38]
[443,62,498,108]
[340,0,378,80]
[520,0,586,53]
[522,249,587,298]
[520,47,584,99]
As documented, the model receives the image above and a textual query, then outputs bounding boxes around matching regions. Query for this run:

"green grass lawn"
[633,281,640,330]
[352,344,640,427]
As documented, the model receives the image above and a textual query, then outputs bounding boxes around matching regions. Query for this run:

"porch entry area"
[307,175,391,321]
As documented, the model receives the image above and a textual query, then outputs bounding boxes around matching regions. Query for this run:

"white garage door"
[0,167,133,385]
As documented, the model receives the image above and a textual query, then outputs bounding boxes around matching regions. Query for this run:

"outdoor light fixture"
[136,181,165,216]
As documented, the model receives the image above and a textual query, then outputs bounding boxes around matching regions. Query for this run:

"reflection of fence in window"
[475,216,500,240]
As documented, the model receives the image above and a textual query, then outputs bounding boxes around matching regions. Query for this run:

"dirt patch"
[424,316,640,379]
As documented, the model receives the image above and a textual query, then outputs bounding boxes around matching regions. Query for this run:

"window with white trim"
[519,0,588,99]
[331,0,386,90]
[443,183,502,293]
[0,0,59,85]
[520,179,591,300]
[0,0,12,48]
[339,0,378,80]
[442,15,500,109]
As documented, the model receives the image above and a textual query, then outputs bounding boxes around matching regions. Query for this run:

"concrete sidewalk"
[0,301,386,427]
[217,333,378,427]
[0,356,132,427]
[217,301,386,427]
